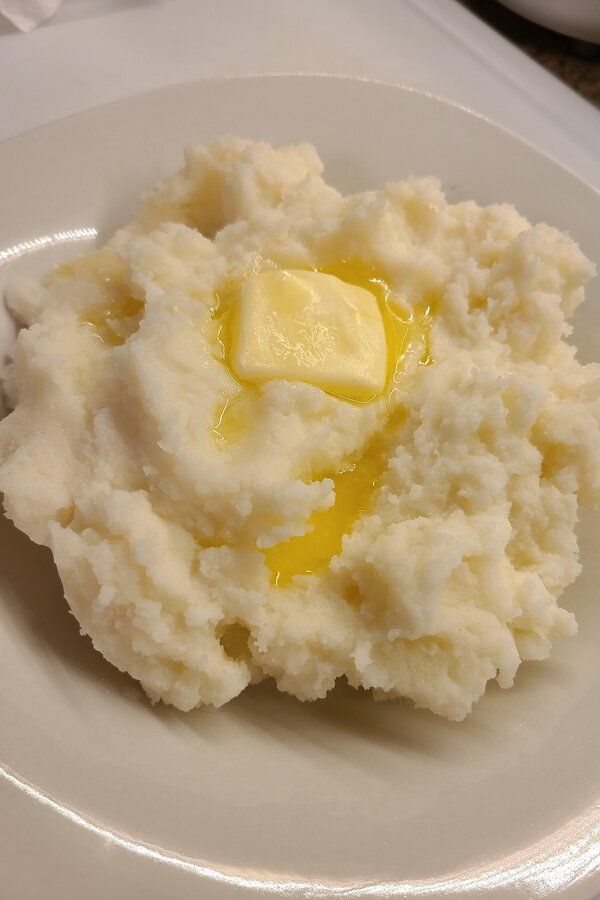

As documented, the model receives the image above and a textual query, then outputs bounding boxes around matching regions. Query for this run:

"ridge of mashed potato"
[1,137,598,720]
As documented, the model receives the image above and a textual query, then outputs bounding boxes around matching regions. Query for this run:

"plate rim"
[1,73,599,900]
[1,72,598,198]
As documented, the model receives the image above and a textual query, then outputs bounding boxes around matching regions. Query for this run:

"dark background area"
[459,0,600,107]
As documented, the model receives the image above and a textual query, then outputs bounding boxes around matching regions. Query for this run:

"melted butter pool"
[212,261,433,586]
[50,249,144,346]
[212,261,430,438]
[264,406,408,586]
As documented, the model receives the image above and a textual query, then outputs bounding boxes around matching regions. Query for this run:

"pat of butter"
[231,270,387,402]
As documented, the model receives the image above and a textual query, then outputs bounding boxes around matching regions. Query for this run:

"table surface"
[459,0,600,107]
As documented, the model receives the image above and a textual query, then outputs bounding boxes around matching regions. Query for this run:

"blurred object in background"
[498,0,600,43]
[0,0,63,31]
[460,0,600,107]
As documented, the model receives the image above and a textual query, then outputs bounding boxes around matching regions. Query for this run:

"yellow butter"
[230,270,387,403]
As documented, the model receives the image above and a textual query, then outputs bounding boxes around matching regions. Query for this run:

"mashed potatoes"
[1,137,598,720]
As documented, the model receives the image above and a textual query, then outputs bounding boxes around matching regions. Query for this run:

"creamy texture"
[1,137,598,721]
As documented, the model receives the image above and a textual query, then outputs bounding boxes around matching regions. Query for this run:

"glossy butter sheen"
[264,409,407,586]
[261,263,431,586]
[214,261,431,585]
[231,269,387,403]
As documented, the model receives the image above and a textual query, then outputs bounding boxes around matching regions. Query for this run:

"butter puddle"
[212,260,433,585]
[81,294,144,347]
[211,260,432,444]
[49,248,144,347]
[211,388,254,444]
[264,407,407,586]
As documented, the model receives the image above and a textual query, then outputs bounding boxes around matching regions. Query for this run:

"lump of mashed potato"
[1,137,598,721]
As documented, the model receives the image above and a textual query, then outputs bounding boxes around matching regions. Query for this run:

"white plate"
[0,76,599,900]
